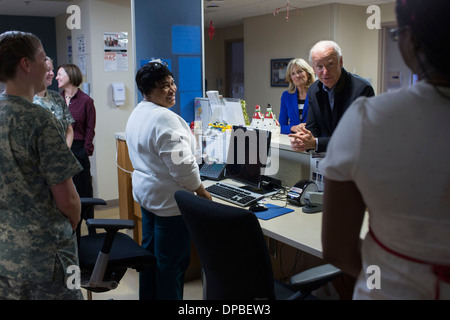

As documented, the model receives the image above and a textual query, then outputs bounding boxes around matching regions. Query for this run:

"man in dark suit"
[289,40,375,153]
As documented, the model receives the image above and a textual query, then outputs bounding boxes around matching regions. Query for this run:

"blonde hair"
[285,58,316,94]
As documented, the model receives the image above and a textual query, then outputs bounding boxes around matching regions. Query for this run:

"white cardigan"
[125,101,201,217]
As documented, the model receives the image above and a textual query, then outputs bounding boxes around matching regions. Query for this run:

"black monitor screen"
[225,126,272,188]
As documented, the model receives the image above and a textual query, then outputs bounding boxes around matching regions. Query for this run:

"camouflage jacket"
[0,93,82,283]
[33,89,74,132]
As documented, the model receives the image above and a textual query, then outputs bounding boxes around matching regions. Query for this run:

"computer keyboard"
[206,182,264,207]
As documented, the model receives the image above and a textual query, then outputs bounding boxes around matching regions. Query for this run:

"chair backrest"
[174,190,275,300]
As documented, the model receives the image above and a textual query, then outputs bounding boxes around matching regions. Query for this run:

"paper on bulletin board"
[205,91,245,126]
[222,98,245,126]
[206,92,223,124]
[67,35,73,63]
[77,55,87,76]
[103,32,128,72]
[209,103,223,124]
[203,129,231,164]
[77,34,87,55]
[194,98,211,130]
[104,52,128,72]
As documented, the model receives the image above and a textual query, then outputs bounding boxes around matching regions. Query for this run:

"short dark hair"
[135,62,173,97]
[0,31,42,82]
[58,64,83,87]
[396,0,450,84]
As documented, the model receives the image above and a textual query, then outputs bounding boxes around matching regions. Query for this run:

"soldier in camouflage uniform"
[0,31,83,299]
[33,57,74,147]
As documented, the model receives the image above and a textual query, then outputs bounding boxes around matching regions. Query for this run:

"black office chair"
[78,198,156,299]
[174,190,342,300]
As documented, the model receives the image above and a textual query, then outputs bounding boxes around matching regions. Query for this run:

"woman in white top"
[320,0,450,299]
[126,61,211,300]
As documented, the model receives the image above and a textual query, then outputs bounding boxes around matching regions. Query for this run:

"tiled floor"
[80,206,203,300]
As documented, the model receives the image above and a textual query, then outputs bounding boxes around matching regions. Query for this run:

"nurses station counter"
[115,132,311,240]
[114,132,366,293]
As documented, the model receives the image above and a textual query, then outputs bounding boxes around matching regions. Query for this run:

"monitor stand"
[239,176,281,195]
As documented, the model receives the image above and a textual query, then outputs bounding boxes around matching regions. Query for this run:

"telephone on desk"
[286,179,323,214]
[199,162,226,181]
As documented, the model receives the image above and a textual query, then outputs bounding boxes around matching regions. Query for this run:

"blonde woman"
[279,58,315,134]
[34,57,75,147]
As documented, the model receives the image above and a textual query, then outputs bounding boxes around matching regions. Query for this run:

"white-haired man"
[290,40,375,153]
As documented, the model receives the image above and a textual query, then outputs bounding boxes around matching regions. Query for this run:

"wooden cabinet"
[116,137,141,243]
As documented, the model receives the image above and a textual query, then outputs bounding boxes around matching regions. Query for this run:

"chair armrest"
[290,263,342,294]
[86,219,135,232]
[80,197,107,207]
[85,219,135,255]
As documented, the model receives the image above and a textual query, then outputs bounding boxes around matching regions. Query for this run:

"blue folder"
[253,203,294,220]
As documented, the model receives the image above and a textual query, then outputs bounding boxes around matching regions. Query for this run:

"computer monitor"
[224,126,274,194]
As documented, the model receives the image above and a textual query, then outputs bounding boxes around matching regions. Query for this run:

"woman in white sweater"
[126,61,211,300]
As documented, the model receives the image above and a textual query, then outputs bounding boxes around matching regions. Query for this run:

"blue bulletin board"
[134,0,203,123]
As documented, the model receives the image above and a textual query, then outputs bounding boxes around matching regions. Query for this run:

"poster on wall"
[77,56,87,76]
[103,32,128,72]
[270,58,291,87]
[76,34,87,75]
[77,34,87,55]
[67,35,72,64]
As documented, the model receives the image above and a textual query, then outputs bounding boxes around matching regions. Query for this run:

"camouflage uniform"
[33,89,74,132]
[0,93,83,300]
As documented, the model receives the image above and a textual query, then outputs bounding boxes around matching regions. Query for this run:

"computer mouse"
[249,203,268,212]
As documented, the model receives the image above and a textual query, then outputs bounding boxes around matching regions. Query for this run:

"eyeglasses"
[389,26,409,41]
[148,61,168,70]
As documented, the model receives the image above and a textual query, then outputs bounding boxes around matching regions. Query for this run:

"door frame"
[224,38,244,98]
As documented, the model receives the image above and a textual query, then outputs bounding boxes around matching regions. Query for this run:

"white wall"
[57,0,135,202]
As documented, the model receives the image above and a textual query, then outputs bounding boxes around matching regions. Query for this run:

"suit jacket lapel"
[331,68,348,130]
[315,84,333,136]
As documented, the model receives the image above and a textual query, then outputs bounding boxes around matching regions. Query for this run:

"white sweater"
[125,101,201,216]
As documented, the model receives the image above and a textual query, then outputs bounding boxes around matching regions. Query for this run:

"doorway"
[225,39,244,99]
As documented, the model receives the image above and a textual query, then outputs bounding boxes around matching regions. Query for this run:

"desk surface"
[115,131,305,153]
[204,179,368,259]
[271,134,295,151]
